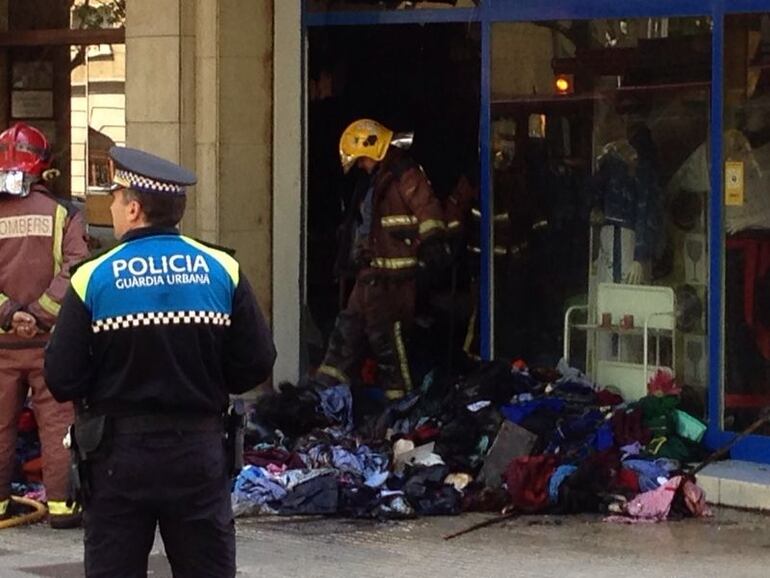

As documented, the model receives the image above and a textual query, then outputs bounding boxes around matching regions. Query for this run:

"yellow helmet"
[338,119,394,174]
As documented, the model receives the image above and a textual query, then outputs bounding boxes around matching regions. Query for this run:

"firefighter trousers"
[319,276,415,399]
[0,347,74,502]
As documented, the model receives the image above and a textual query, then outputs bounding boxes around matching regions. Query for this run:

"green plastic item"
[675,409,707,443]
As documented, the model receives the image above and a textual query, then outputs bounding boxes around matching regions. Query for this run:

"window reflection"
[492,19,710,413]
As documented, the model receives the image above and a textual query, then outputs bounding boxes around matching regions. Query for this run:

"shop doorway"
[304,23,481,380]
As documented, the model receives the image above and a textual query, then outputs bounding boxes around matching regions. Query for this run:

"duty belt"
[112,413,223,434]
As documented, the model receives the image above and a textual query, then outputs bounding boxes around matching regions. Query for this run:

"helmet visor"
[0,170,31,196]
[340,150,357,174]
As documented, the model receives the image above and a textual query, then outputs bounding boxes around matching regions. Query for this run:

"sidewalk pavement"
[1,508,770,577]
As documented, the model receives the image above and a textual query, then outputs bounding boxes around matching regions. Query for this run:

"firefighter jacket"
[44,227,276,417]
[444,174,478,238]
[347,148,446,279]
[0,184,89,348]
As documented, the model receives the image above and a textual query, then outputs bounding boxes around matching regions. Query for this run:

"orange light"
[555,74,573,94]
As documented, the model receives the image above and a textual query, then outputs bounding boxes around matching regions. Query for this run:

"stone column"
[272,0,302,383]
[217,0,273,314]
[126,1,275,389]
[126,0,187,162]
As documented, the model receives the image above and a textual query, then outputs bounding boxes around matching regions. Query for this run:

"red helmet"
[0,122,51,177]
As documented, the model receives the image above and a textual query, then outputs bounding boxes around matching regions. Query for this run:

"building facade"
[4,1,770,463]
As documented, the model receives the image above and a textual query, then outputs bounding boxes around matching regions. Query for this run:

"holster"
[68,413,110,507]
[225,400,245,479]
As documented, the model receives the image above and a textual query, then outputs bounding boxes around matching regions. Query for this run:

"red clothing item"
[0,185,88,345]
[726,235,770,359]
[505,455,557,513]
[615,468,641,494]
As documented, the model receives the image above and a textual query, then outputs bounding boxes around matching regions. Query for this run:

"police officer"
[44,147,276,577]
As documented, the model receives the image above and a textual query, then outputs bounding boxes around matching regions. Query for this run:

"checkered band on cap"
[114,168,186,195]
[92,311,231,333]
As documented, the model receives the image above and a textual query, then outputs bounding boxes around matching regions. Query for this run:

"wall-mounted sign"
[725,160,745,206]
[11,91,54,119]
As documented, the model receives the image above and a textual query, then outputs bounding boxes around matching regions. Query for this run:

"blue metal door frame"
[302,0,770,462]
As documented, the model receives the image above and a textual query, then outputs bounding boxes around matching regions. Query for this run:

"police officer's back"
[45,147,276,578]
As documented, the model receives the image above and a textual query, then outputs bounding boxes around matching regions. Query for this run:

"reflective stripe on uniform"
[370,257,417,270]
[464,303,477,355]
[318,364,349,385]
[48,500,79,516]
[37,292,60,317]
[71,244,127,301]
[52,204,67,275]
[0,497,8,515]
[393,321,412,392]
[180,237,240,286]
[381,215,417,228]
[418,219,446,236]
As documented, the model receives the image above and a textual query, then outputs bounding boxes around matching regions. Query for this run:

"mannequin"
[591,126,664,286]
[588,126,664,365]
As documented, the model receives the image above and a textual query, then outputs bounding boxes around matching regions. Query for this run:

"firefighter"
[316,118,450,400]
[0,123,89,528]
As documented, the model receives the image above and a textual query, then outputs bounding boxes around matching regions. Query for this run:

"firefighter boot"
[48,500,82,529]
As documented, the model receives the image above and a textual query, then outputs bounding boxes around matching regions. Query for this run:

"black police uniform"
[44,147,276,578]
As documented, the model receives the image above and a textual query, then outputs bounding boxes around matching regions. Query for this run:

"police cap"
[109,146,196,196]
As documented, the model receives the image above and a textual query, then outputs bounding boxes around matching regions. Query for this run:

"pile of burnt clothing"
[469,365,711,522]
[238,360,711,522]
[232,428,436,518]
[236,381,466,518]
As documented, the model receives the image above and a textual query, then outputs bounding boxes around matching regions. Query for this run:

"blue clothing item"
[355,185,375,242]
[549,465,578,505]
[278,468,337,491]
[356,446,390,488]
[590,149,664,262]
[593,422,614,452]
[500,398,566,424]
[232,465,287,507]
[331,446,389,488]
[623,459,669,492]
[654,458,681,474]
[556,359,595,388]
[554,381,595,396]
[620,442,643,460]
[317,384,353,433]
[546,409,605,455]
[331,446,363,475]
[305,444,389,488]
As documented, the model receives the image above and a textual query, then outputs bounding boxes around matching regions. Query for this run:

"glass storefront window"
[306,0,478,13]
[723,13,770,435]
[491,18,711,410]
